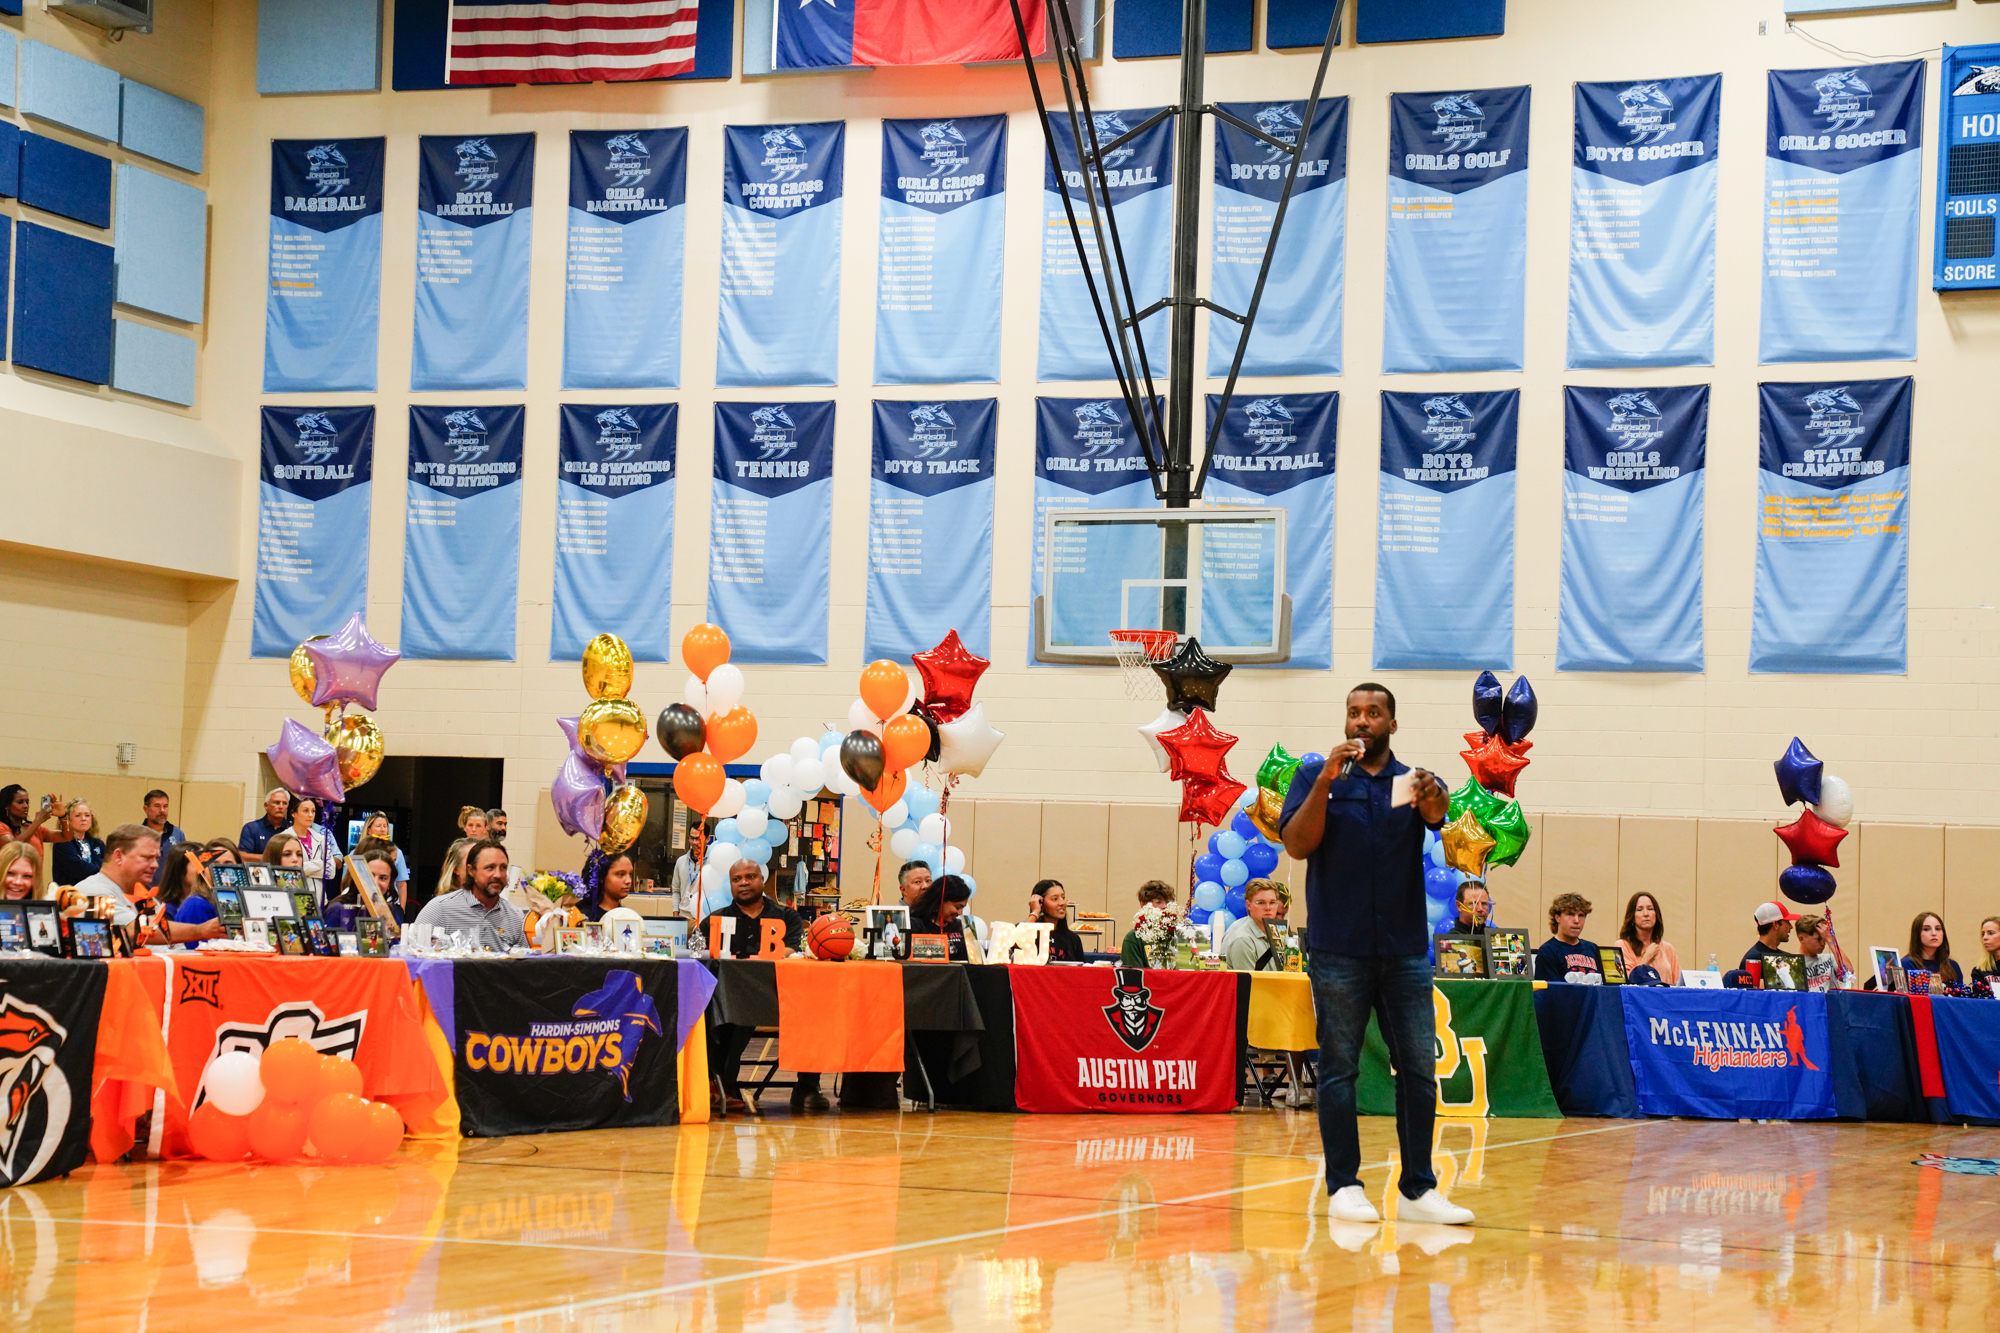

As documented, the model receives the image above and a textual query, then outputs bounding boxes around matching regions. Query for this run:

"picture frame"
[606,918,644,955]
[337,932,359,957]
[1485,928,1531,979]
[70,918,113,959]
[244,889,295,922]
[24,902,62,957]
[272,919,309,957]
[579,921,608,953]
[1434,934,1486,979]
[271,867,307,894]
[908,933,951,963]
[212,865,250,894]
[0,903,27,952]
[1870,946,1903,992]
[1598,946,1628,985]
[247,864,276,888]
[213,886,246,930]
[356,917,388,958]
[555,926,586,955]
[242,919,272,949]
[291,889,321,923]
[305,921,337,957]
[1762,954,1808,992]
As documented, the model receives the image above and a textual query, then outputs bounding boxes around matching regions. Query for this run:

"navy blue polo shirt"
[1279,755,1441,957]
[238,815,286,857]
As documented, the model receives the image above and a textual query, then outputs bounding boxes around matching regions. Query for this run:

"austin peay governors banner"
[865,400,996,662]
[1204,392,1336,670]
[564,128,688,390]
[553,404,677,663]
[1622,989,1835,1120]
[1031,395,1160,662]
[876,115,1007,386]
[0,961,106,1187]
[403,406,524,661]
[718,122,844,387]
[1011,966,1242,1114]
[1039,108,1174,381]
[253,406,374,658]
[413,133,535,391]
[265,137,384,392]
[708,402,835,664]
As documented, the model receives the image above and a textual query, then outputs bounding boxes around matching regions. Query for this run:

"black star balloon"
[1150,637,1233,714]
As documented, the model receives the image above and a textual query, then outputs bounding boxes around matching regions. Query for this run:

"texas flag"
[775,0,1045,69]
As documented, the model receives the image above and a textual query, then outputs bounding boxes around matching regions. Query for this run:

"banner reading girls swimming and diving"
[708,402,835,664]
[1039,108,1174,380]
[865,400,996,662]
[718,123,844,387]
[564,129,687,390]
[265,138,384,392]
[413,134,535,391]
[552,404,677,663]
[877,116,1006,385]
[1030,396,1159,661]
[402,406,524,660]
[253,406,374,658]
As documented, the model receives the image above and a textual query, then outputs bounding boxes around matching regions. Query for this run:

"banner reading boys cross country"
[1204,392,1336,670]
[1359,980,1560,1119]
[413,133,535,392]
[564,128,687,390]
[1011,966,1242,1114]
[253,406,374,658]
[877,115,1006,386]
[1031,396,1160,663]
[1622,988,1836,1120]
[1039,108,1174,381]
[865,400,996,663]
[718,122,844,388]
[552,404,677,663]
[265,137,384,392]
[402,406,524,661]
[708,402,835,664]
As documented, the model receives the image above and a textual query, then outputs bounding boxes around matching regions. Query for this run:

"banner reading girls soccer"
[253,406,374,658]
[1373,390,1517,670]
[1030,397,1160,654]
[1751,377,1911,674]
[1557,386,1708,672]
[718,123,844,387]
[865,400,996,662]
[1760,62,1926,364]
[1568,75,1721,369]
[877,116,1006,385]
[552,404,677,663]
[708,402,835,664]
[1384,86,1530,373]
[413,133,535,391]
[402,406,524,661]
[265,138,384,392]
[564,129,687,390]
[1039,108,1174,381]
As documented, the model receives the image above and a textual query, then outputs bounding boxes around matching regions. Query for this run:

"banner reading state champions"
[1039,108,1173,381]
[866,400,995,663]
[1031,395,1159,662]
[1622,989,1835,1121]
[402,406,524,661]
[876,115,1006,385]
[265,137,383,392]
[564,128,687,390]
[708,402,834,664]
[1204,392,1335,670]
[413,133,534,392]
[253,406,374,658]
[1011,966,1240,1114]
[718,123,844,387]
[553,404,677,663]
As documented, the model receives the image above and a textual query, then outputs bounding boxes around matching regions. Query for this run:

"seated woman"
[355,813,412,910]
[1028,878,1086,961]
[1974,917,2000,992]
[908,874,973,960]
[50,801,102,887]
[582,852,637,921]
[1616,892,1681,985]
[158,844,217,925]
[1903,911,1964,987]
[262,831,304,870]
[327,848,407,933]
[0,843,40,901]
[1118,880,1179,966]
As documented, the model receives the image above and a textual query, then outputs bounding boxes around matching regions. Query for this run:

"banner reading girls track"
[402,405,524,661]
[708,402,835,664]
[564,128,687,390]
[254,406,374,659]
[866,400,996,663]
[1031,396,1159,661]
[1039,108,1174,381]
[1204,392,1335,670]
[1623,989,1836,1121]
[718,122,844,388]
[877,115,1006,386]
[265,138,383,393]
[413,133,535,392]
[553,404,677,663]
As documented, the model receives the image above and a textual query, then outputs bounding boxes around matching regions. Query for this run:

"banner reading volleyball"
[413,133,535,391]
[265,138,384,393]
[564,128,687,390]
[253,407,375,658]
[552,404,677,663]
[718,122,844,387]
[1031,396,1159,660]
[402,405,524,661]
[876,115,1007,385]
[1039,108,1174,381]
[708,402,835,664]
[865,400,996,662]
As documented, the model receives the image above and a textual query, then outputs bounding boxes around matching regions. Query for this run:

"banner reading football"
[1040,108,1173,381]
[553,404,677,663]
[877,115,1006,385]
[1752,377,1911,674]
[1622,989,1836,1120]
[718,122,844,387]
[253,406,374,658]
[1204,392,1336,670]
[1011,966,1241,1114]
[709,402,834,664]
[0,960,106,1187]
[414,133,534,391]
[1031,396,1159,662]
[564,128,687,390]
[403,405,524,661]
[265,137,384,392]
[866,400,996,662]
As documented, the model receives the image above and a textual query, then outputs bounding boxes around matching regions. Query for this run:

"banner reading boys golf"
[552,404,677,663]
[708,402,835,664]
[564,128,687,390]
[265,138,384,392]
[865,400,996,662]
[1031,396,1159,660]
[1040,108,1173,381]
[413,134,534,391]
[254,407,374,658]
[402,406,524,660]
[1204,392,1336,670]
[718,123,844,387]
[877,116,1006,385]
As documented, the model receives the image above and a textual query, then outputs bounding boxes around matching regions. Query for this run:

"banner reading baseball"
[1011,967,1241,1114]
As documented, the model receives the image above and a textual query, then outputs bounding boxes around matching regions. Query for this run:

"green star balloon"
[1482,799,1533,867]
[1448,776,1505,826]
[1256,743,1300,796]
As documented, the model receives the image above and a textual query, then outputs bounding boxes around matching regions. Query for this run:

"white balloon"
[202,1050,266,1117]
[823,765,858,797]
[711,779,746,819]
[943,845,966,875]
[1136,708,1186,773]
[683,674,708,714]
[847,697,884,735]
[735,806,769,840]
[768,785,805,821]
[790,736,820,765]
[1813,775,1854,829]
[704,663,745,714]
[899,670,919,717]
[880,801,909,830]
[889,828,919,858]
[791,757,826,793]
[702,856,734,888]
[760,754,795,789]
[918,814,950,845]
[938,703,1006,778]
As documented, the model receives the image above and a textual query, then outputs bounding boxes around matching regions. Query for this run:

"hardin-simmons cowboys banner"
[1204,393,1336,670]
[553,404,677,663]
[1569,75,1721,369]
[1752,378,1911,674]
[266,138,384,393]
[866,400,997,662]
[877,115,1006,385]
[709,402,835,664]
[1040,109,1174,381]
[718,123,844,387]
[565,129,687,390]
[1558,385,1708,672]
[403,406,524,661]
[1374,390,1517,670]
[1031,396,1158,660]
[414,134,535,391]
[253,407,374,658]
[1760,62,1926,364]
[1384,86,1530,373]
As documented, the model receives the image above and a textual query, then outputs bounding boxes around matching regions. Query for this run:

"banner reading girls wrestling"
[552,404,677,663]
[1751,377,1911,674]
[413,134,535,391]
[708,402,835,664]
[402,406,524,660]
[1568,75,1721,369]
[877,115,1006,385]
[1557,385,1708,672]
[718,123,844,387]
[1203,392,1335,670]
[1039,108,1174,381]
[254,407,374,658]
[1760,62,1926,364]
[265,138,384,392]
[564,128,687,390]
[865,400,996,662]
[1384,85,1530,373]
[1031,396,1160,661]
[1374,390,1517,670]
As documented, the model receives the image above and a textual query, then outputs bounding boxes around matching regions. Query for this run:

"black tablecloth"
[912,966,1018,1110]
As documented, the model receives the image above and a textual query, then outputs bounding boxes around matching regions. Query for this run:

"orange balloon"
[247,1099,309,1163]
[673,753,726,815]
[880,714,928,773]
[353,1101,405,1165]
[704,705,759,764]
[307,1093,372,1165]
[862,768,908,814]
[314,1053,364,1103]
[260,1038,323,1104]
[188,1102,252,1161]
[682,623,732,684]
[858,660,909,723]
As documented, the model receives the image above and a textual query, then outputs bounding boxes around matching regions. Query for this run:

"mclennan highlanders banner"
[877,115,1006,385]
[253,407,374,658]
[564,129,687,390]
[403,406,524,660]
[1374,391,1518,670]
[1558,386,1708,672]
[1384,86,1530,373]
[1031,396,1159,660]
[553,404,677,663]
[709,403,835,664]
[266,138,384,393]
[1568,75,1721,369]
[718,123,844,387]
[1039,108,1174,381]
[866,400,996,662]
[1752,378,1911,674]
[413,134,535,391]
[1760,62,1926,364]
[1204,393,1336,670]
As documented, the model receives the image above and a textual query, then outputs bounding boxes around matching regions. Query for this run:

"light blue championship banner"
[1031,396,1158,661]
[402,406,524,661]
[1374,391,1518,670]
[1751,378,1911,674]
[718,123,844,388]
[265,139,384,393]
[413,134,535,391]
[1208,99,1347,377]
[1568,76,1721,369]
[708,403,835,664]
[866,400,996,662]
[1203,394,1335,669]
[877,116,1006,386]
[1384,86,1530,373]
[1760,62,1926,364]
[1558,386,1708,672]
[1039,109,1174,381]
[253,407,374,658]
[553,404,678,663]
[564,129,687,390]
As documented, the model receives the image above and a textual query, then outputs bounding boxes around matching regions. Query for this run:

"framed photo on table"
[555,926,585,955]
[24,902,62,957]
[243,919,272,949]
[70,918,113,959]
[0,902,26,952]
[1485,929,1531,979]
[1598,947,1628,985]
[356,917,388,957]
[1434,934,1485,979]
[247,865,275,888]
[273,919,308,957]
[1870,946,1903,992]
[908,934,950,963]
[213,887,246,932]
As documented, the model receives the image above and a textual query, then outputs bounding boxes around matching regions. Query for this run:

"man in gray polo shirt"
[414,839,526,949]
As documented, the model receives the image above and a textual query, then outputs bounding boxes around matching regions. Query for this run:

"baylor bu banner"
[1621,988,1835,1121]
[1010,966,1242,1113]
[1358,980,1559,1119]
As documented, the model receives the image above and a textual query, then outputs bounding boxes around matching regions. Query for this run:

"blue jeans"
[1307,951,1437,1199]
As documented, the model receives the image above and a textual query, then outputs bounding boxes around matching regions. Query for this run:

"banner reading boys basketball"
[1622,989,1836,1120]
[402,405,524,661]
[1011,966,1241,1114]
[265,137,384,392]
[718,122,844,387]
[552,404,677,663]
[708,402,835,664]
[253,406,374,658]
[865,399,996,662]
[1031,396,1160,662]
[413,133,535,391]
[877,115,1006,385]
[1039,108,1174,381]
[564,128,687,390]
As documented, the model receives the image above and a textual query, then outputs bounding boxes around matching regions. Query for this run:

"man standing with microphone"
[1280,683,1472,1227]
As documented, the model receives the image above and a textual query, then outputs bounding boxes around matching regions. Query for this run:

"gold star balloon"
[1440,810,1496,877]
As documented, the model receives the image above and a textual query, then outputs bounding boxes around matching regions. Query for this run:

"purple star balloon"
[267,717,346,803]
[552,750,607,840]
[304,612,401,712]
[557,715,626,784]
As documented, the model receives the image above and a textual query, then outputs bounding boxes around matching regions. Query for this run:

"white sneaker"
[1396,1189,1474,1226]
[1287,1085,1316,1110]
[1329,1185,1381,1223]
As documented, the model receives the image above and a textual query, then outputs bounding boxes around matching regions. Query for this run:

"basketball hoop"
[1109,630,1180,701]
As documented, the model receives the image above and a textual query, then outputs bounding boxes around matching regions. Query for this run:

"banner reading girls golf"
[1622,989,1836,1121]
[1751,377,1911,674]
[265,138,384,392]
[564,128,687,390]
[865,400,996,662]
[1557,385,1708,672]
[877,115,1006,385]
[708,402,835,664]
[1031,396,1160,657]
[402,406,524,660]
[413,134,535,391]
[1039,108,1174,381]
[254,407,374,658]
[552,404,677,663]
[1374,390,1517,670]
[718,123,844,387]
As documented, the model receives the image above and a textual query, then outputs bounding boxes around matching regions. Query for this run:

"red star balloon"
[1775,808,1847,868]
[911,629,989,725]
[1459,731,1532,798]
[1157,709,1239,784]
[1179,773,1247,827]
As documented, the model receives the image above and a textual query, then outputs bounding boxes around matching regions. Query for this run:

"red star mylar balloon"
[1179,773,1248,828]
[1157,708,1239,784]
[1460,730,1532,798]
[1775,808,1847,868]
[911,629,990,725]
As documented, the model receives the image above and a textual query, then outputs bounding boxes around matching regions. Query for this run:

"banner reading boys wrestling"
[254,407,374,658]
[1011,966,1242,1114]
[866,400,996,662]
[1204,392,1336,670]
[402,406,524,661]
[877,115,1006,385]
[564,128,687,390]
[718,122,844,387]
[553,404,677,663]
[413,133,535,391]
[709,402,834,664]
[265,138,384,392]
[1039,108,1174,381]
[1031,396,1159,661]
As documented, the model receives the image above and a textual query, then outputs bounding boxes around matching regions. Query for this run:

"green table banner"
[1358,979,1561,1118]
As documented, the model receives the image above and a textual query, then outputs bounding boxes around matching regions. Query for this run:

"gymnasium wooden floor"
[9,1106,1997,1330]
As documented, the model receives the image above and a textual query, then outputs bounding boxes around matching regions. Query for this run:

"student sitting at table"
[1118,880,1179,966]
[1616,892,1681,986]
[1741,901,1800,974]
[1902,911,1964,988]
[909,874,973,961]
[1794,911,1854,991]
[1973,917,2000,993]
[1028,879,1087,962]
[1222,879,1290,971]
[1535,893,1603,983]
[1437,879,1496,936]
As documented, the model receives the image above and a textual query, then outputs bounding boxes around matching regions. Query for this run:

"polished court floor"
[7,1105,1998,1330]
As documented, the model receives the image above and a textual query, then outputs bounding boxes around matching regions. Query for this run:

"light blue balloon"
[1214,830,1248,860]
[741,838,772,865]
[704,886,731,913]
[713,818,744,845]
[1425,831,1446,868]
[911,842,942,872]
[1220,858,1250,887]
[1193,881,1225,911]
[1426,896,1450,926]
[742,779,772,808]
[962,874,976,899]
[819,730,844,757]
[903,786,940,820]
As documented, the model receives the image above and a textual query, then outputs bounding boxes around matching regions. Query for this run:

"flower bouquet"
[526,871,584,950]
[1132,901,1198,969]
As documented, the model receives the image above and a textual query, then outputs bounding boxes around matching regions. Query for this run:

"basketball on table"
[807,914,856,961]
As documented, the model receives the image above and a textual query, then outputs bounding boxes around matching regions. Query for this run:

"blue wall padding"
[20,133,112,228]
[120,79,206,173]
[0,122,19,198]
[20,42,122,141]
[1267,0,1342,48]
[1113,0,1252,58]
[13,222,114,384]
[0,219,10,362]
[1356,0,1505,43]
[114,164,207,323]
[0,29,18,106]
[258,0,383,95]
[112,320,197,405]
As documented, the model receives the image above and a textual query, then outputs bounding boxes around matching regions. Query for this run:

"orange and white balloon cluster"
[188,1038,403,1165]
[665,624,757,817]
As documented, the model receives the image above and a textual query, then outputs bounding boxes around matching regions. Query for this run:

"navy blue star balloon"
[1773,737,1824,807]
[1501,675,1538,745]
[1472,671,1505,738]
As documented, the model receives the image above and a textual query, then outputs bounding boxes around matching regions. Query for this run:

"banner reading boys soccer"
[1751,378,1910,674]
[253,406,374,658]
[553,404,677,663]
[1622,989,1836,1120]
[718,123,844,387]
[402,405,524,661]
[1031,396,1159,661]
[1204,392,1335,670]
[709,402,835,664]
[564,129,687,390]
[1039,108,1173,381]
[877,115,1006,385]
[866,400,996,663]
[413,133,535,391]
[265,138,384,392]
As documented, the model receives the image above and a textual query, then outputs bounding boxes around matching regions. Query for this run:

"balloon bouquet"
[1186,811,1284,942]
[1425,672,1539,932]
[188,1037,403,1165]
[271,612,402,807]
[1772,737,1849,905]
[551,633,652,859]
[1137,639,1247,827]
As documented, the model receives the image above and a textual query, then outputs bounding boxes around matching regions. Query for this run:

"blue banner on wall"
[1622,989,1837,1121]
[553,404,677,663]
[877,116,1006,386]
[564,129,687,391]
[265,138,384,393]
[1039,109,1174,381]
[709,402,834,663]
[1384,86,1530,373]
[1374,390,1517,670]
[1568,75,1721,369]
[402,406,524,660]
[1760,62,1926,364]
[413,134,534,391]
[866,400,996,662]
[1031,396,1159,661]
[1204,393,1335,669]
[718,123,844,388]
[253,407,374,658]
[1558,385,1708,672]
[1751,378,1911,674]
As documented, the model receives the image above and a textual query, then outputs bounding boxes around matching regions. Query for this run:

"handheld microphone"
[1337,753,1355,781]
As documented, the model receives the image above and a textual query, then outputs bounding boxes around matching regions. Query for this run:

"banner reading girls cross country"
[552,404,677,663]
[564,128,687,390]
[718,123,844,387]
[265,138,384,392]
[1203,392,1335,670]
[402,406,524,661]
[413,133,535,391]
[708,402,835,664]
[253,407,374,658]
[865,400,996,662]
[1039,108,1174,381]
[1031,396,1160,662]
[1751,377,1911,674]
[876,115,1006,385]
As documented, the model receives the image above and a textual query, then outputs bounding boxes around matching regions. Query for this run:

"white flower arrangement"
[1132,901,1189,946]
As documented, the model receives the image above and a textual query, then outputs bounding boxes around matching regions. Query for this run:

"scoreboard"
[1937,43,2000,290]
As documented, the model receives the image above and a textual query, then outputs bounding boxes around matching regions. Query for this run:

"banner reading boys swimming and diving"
[877,115,1006,385]
[718,123,844,387]
[265,138,384,393]
[552,404,677,663]
[708,402,835,663]
[413,134,534,392]
[1039,108,1174,381]
[253,406,374,658]
[1568,75,1721,369]
[865,400,996,662]
[1031,396,1159,660]
[402,406,524,660]
[564,129,687,390]
[1751,377,1911,674]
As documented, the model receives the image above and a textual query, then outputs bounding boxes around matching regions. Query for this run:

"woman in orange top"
[1617,892,1682,985]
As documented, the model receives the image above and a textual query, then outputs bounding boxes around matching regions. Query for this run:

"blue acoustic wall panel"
[0,219,9,362]
[0,1,19,16]
[1357,0,1504,43]
[114,164,206,322]
[1,28,17,107]
[395,0,732,89]
[0,122,18,198]
[259,0,383,95]
[120,80,205,173]
[20,134,112,228]
[14,222,114,384]
[1268,0,1343,49]
[20,42,122,141]
[111,320,197,405]
[1113,0,1251,58]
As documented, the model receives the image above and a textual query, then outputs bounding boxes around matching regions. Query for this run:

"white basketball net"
[1109,630,1180,702]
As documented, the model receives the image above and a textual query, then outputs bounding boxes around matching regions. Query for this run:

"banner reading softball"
[265,138,384,393]
[877,115,1006,385]
[718,122,844,387]
[1031,396,1159,661]
[553,404,677,663]
[403,405,524,661]
[1039,108,1174,381]
[865,399,996,662]
[413,133,534,392]
[708,402,835,664]
[253,406,374,658]
[564,128,687,390]
[1204,392,1336,670]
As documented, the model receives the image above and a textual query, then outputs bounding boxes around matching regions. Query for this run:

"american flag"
[446,1,700,85]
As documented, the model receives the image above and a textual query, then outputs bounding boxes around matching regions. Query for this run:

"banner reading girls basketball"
[253,406,374,658]
[402,405,524,661]
[708,402,835,664]
[564,128,687,390]
[718,122,844,387]
[265,137,384,392]
[865,400,996,663]
[413,133,535,391]
[1011,966,1242,1114]
[1039,108,1174,381]
[1622,989,1836,1120]
[552,404,677,663]
[877,115,1006,385]
[1031,396,1160,661]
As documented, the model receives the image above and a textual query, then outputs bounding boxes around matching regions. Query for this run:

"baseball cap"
[1753,901,1799,927]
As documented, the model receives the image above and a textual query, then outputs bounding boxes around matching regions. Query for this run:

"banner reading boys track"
[254,406,374,658]
[1040,108,1174,381]
[877,115,1006,386]
[1011,966,1242,1114]
[1204,392,1336,670]
[413,133,535,391]
[1031,395,1160,663]
[1622,988,1836,1121]
[266,137,384,392]
[1359,980,1560,1119]
[718,122,844,387]
[708,402,835,664]
[564,128,687,390]
[403,405,524,661]
[553,404,677,663]
[0,959,106,1188]
[866,399,996,662]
